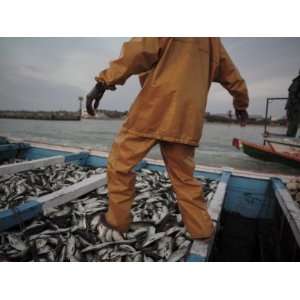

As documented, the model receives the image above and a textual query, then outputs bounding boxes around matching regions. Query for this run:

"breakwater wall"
[0,111,81,121]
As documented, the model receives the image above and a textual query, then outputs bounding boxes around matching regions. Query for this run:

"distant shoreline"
[0,110,81,121]
[0,117,285,127]
[0,110,286,126]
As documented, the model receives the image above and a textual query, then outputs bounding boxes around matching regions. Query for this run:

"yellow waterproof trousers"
[105,129,214,239]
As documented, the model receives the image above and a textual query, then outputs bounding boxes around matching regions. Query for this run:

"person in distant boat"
[286,69,300,137]
[86,38,249,240]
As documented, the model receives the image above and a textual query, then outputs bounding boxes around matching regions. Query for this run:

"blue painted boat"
[1,138,299,261]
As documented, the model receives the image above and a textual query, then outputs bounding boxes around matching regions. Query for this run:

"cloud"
[0,37,299,115]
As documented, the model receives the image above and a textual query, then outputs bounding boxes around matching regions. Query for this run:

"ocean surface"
[1,118,299,175]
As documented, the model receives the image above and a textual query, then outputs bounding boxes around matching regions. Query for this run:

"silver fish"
[7,234,27,251]
[35,239,47,249]
[167,247,189,262]
[66,235,76,259]
[143,232,165,247]
[0,167,217,262]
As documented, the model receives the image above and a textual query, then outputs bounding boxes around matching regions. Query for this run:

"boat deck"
[1,138,300,261]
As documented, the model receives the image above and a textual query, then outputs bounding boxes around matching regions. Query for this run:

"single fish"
[7,234,27,251]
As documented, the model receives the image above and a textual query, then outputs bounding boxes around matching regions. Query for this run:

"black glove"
[235,109,248,127]
[86,81,115,116]
[86,82,106,116]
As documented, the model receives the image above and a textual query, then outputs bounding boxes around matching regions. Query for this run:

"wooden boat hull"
[233,138,300,169]
[1,138,300,261]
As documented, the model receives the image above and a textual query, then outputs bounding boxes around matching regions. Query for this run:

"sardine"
[7,234,27,251]
[167,247,189,262]
[0,167,217,262]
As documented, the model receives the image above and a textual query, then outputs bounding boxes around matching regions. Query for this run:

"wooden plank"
[134,160,148,171]
[208,171,231,221]
[38,173,107,211]
[85,155,107,168]
[27,140,88,154]
[0,155,65,176]
[265,137,300,148]
[0,173,106,232]
[272,178,300,247]
[0,137,9,145]
[185,254,206,262]
[0,143,30,153]
[0,149,17,163]
[0,200,42,232]
[64,151,89,164]
[269,142,300,154]
[189,171,231,261]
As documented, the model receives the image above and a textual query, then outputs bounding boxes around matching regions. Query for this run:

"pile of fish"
[0,163,103,211]
[286,177,300,205]
[0,169,218,262]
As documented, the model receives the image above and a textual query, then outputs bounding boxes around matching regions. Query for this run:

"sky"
[0,37,299,117]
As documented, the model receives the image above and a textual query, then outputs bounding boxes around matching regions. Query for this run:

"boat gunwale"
[22,139,295,181]
[238,139,300,163]
[272,178,300,248]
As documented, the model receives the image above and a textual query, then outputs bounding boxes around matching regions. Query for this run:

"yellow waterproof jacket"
[96,37,249,146]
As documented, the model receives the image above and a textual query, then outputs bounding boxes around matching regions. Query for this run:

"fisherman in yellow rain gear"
[86,38,249,240]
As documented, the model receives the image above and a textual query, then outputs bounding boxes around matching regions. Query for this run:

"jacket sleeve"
[215,43,249,110]
[96,38,169,86]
